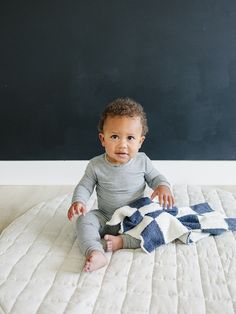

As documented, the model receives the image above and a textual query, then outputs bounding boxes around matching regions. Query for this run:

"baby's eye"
[127,136,135,141]
[111,135,118,139]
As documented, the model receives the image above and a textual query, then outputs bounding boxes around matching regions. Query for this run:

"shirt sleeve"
[71,161,97,205]
[144,155,171,190]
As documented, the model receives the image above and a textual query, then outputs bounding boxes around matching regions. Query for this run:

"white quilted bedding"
[0,185,236,314]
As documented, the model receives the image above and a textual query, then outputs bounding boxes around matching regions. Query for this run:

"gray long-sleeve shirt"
[72,152,171,218]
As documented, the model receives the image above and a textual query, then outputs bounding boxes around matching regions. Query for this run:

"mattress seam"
[0,202,45,256]
[90,252,115,314]
[118,250,135,313]
[188,185,206,313]
[0,302,6,314]
[35,225,76,314]
[212,237,235,312]
[214,190,236,312]
[195,243,207,313]
[62,256,87,314]
[173,186,178,314]
[148,249,157,314]
[175,242,179,314]
[7,195,69,313]
[0,203,47,295]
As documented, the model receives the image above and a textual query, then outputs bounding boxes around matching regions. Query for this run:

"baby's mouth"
[116,152,128,156]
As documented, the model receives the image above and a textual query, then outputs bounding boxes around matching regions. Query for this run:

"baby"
[68,97,174,272]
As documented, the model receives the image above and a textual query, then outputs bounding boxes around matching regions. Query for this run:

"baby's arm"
[68,160,97,221]
[67,201,87,221]
[71,160,97,205]
[144,154,174,208]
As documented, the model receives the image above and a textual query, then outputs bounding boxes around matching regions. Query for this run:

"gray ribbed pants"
[76,209,141,256]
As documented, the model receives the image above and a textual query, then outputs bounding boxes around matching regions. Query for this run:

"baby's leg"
[122,234,141,249]
[76,210,108,271]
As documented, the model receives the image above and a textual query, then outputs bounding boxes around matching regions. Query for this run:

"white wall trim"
[0,160,236,185]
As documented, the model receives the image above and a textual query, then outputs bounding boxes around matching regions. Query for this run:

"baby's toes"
[107,241,113,252]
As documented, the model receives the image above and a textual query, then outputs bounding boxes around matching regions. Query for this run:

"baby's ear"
[99,133,105,147]
[139,136,145,147]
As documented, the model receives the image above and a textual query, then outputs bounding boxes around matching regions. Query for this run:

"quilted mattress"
[0,185,236,314]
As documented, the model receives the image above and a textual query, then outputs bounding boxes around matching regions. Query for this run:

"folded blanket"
[106,197,236,253]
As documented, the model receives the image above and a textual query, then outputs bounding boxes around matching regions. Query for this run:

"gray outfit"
[73,152,171,256]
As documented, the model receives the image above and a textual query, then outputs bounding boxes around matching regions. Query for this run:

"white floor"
[0,185,74,232]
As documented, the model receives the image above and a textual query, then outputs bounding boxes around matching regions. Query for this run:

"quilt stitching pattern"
[0,186,236,314]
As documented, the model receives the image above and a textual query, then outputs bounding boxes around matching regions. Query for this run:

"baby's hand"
[67,202,86,221]
[151,185,175,209]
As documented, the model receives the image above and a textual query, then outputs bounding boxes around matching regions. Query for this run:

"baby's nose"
[119,138,128,147]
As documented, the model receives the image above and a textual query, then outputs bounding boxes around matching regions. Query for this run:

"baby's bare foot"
[104,234,123,252]
[83,251,107,272]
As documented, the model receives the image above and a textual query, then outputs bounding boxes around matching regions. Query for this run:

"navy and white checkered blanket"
[106,197,236,253]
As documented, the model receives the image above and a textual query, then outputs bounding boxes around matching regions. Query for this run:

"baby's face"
[99,115,145,165]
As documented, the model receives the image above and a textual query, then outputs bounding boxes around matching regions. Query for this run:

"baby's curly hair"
[98,97,148,136]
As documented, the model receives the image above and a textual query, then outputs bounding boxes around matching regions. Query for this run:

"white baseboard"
[0,160,235,185]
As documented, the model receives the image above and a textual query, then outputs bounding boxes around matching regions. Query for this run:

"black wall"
[1,0,236,160]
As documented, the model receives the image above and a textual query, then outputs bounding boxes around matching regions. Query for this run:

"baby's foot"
[104,234,123,252]
[83,251,107,272]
